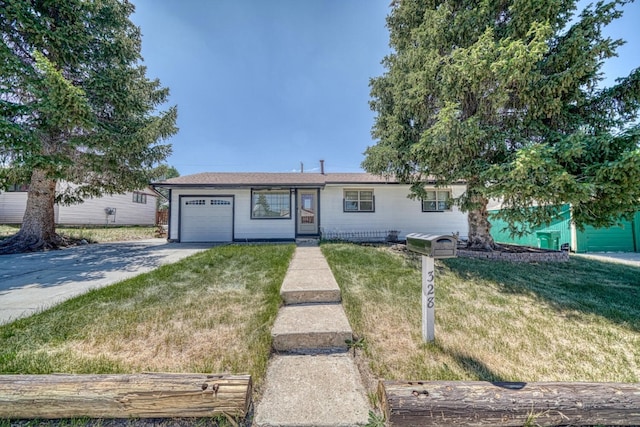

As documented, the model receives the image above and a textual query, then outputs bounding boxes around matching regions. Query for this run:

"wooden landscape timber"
[378,380,640,426]
[0,373,251,420]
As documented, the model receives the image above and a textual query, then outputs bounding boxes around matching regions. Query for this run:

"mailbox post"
[406,233,457,342]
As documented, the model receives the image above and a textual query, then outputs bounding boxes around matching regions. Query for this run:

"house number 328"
[426,271,435,308]
[422,255,436,343]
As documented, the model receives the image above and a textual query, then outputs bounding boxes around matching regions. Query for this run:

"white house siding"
[57,192,156,225]
[0,191,156,226]
[169,189,296,242]
[0,192,29,224]
[168,184,468,242]
[319,184,468,240]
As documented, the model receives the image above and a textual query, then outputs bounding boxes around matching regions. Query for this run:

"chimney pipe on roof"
[300,162,304,173]
[320,159,325,175]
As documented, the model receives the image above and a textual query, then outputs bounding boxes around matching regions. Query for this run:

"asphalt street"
[0,239,214,325]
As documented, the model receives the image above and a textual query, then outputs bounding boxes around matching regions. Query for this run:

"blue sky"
[130,1,639,177]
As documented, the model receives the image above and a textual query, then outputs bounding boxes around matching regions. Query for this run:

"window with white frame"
[251,190,291,219]
[344,189,374,212]
[132,191,147,204]
[422,189,451,212]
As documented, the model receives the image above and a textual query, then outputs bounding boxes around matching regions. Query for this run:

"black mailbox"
[406,233,457,258]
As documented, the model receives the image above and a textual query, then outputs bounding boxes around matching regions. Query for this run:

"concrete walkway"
[254,244,370,426]
[0,239,214,325]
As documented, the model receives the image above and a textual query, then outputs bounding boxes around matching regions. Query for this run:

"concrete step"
[280,269,342,305]
[272,304,352,353]
[295,238,320,247]
[254,354,370,427]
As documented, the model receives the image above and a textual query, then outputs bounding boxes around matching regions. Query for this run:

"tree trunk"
[0,168,61,254]
[466,189,497,251]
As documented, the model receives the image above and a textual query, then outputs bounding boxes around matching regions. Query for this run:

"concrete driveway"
[0,239,215,325]
[573,252,640,267]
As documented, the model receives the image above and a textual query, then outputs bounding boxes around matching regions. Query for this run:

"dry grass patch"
[0,225,157,242]
[0,225,20,238]
[322,243,640,384]
[0,244,294,387]
[67,296,253,372]
[58,226,158,242]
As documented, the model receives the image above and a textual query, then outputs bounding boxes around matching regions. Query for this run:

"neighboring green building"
[489,205,640,253]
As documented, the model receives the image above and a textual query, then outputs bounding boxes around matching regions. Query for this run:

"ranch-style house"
[151,171,468,243]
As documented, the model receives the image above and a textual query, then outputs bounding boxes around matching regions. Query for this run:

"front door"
[297,190,318,235]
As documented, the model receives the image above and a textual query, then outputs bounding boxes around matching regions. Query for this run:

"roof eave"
[151,183,325,189]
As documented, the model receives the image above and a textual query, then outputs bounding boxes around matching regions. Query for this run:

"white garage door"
[180,197,233,242]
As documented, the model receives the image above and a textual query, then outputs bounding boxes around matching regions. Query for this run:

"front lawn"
[2,240,636,390]
[322,243,640,383]
[0,244,295,387]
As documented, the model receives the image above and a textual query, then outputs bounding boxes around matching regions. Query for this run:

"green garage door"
[576,221,635,253]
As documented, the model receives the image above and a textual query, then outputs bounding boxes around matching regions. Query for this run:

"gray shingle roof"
[153,172,403,186]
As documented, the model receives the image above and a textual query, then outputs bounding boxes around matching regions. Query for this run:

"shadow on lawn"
[442,256,640,332]
[450,350,508,382]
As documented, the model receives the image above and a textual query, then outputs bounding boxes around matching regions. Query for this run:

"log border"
[378,380,640,426]
[0,373,251,420]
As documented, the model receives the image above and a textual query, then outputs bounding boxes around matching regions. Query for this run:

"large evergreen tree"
[0,0,177,253]
[364,0,640,250]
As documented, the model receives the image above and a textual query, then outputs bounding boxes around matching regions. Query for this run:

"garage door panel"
[580,221,634,252]
[181,197,233,242]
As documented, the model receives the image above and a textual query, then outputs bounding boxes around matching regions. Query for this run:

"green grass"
[322,243,640,383]
[0,244,294,387]
[0,225,157,242]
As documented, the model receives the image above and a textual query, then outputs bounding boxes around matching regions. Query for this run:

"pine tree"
[364,0,640,250]
[0,0,177,253]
